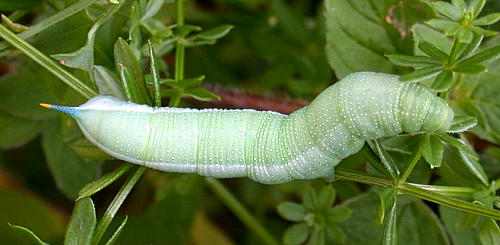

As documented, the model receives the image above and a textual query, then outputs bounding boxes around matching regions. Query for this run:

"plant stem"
[0,24,96,98]
[205,178,279,245]
[174,0,185,81]
[399,147,422,183]
[91,166,145,245]
[334,168,500,220]
[0,0,100,51]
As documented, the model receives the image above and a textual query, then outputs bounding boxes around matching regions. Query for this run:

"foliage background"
[0,0,499,244]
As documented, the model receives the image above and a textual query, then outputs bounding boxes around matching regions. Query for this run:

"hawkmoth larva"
[41,72,454,184]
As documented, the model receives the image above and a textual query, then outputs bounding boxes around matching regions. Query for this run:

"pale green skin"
[56,72,454,184]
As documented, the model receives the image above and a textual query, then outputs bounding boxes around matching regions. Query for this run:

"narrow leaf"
[447,116,478,133]
[114,38,152,104]
[432,70,454,92]
[277,202,307,222]
[386,55,440,67]
[451,0,467,11]
[93,65,125,99]
[479,218,500,245]
[426,19,460,33]
[458,33,483,60]
[458,45,500,65]
[367,140,399,179]
[191,25,234,40]
[453,64,487,74]
[400,66,442,82]
[78,164,133,200]
[421,134,444,168]
[283,223,310,245]
[8,224,50,245]
[65,198,96,245]
[183,87,220,102]
[148,40,162,107]
[118,64,138,102]
[103,216,128,245]
[419,41,450,60]
[468,0,486,18]
[473,13,500,26]
[1,14,29,32]
[431,2,462,21]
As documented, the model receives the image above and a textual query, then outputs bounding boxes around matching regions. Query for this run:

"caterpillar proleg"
[41,72,454,184]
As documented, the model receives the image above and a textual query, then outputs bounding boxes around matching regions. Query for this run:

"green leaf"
[447,116,478,133]
[400,66,442,82]
[0,189,64,244]
[473,13,500,26]
[0,110,41,149]
[183,87,220,102]
[367,140,400,179]
[381,196,397,245]
[191,25,234,41]
[456,28,474,44]
[147,41,162,107]
[436,134,478,160]
[1,14,29,33]
[65,198,96,245]
[0,0,41,11]
[116,174,201,245]
[426,19,460,33]
[479,218,500,245]
[114,38,152,104]
[386,55,440,67]
[176,25,202,37]
[468,0,486,18]
[451,0,467,11]
[271,0,309,43]
[317,186,335,211]
[8,224,50,245]
[377,186,396,224]
[302,185,317,210]
[326,206,351,223]
[103,216,128,245]
[325,225,346,244]
[324,0,395,78]
[412,24,453,56]
[78,164,133,200]
[307,228,325,245]
[453,64,487,74]
[440,206,481,245]
[418,41,449,60]
[432,70,454,92]
[283,223,310,245]
[438,135,488,185]
[93,65,125,99]
[338,191,449,245]
[431,2,462,21]
[142,0,164,20]
[458,45,500,65]
[454,212,480,232]
[422,134,444,168]
[41,119,102,199]
[0,23,96,99]
[458,34,484,60]
[277,202,307,222]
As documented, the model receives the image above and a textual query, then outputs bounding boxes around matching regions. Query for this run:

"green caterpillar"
[41,72,454,184]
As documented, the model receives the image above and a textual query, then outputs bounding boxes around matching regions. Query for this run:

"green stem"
[0,0,100,51]
[448,38,462,64]
[399,147,422,183]
[334,168,500,220]
[205,178,279,245]
[174,0,185,81]
[0,24,96,98]
[91,166,146,245]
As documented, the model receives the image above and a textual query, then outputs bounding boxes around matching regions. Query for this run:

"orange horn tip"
[39,103,52,109]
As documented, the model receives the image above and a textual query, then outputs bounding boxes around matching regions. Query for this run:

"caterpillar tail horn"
[39,103,79,117]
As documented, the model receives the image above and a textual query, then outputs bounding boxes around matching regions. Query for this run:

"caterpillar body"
[42,72,454,184]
